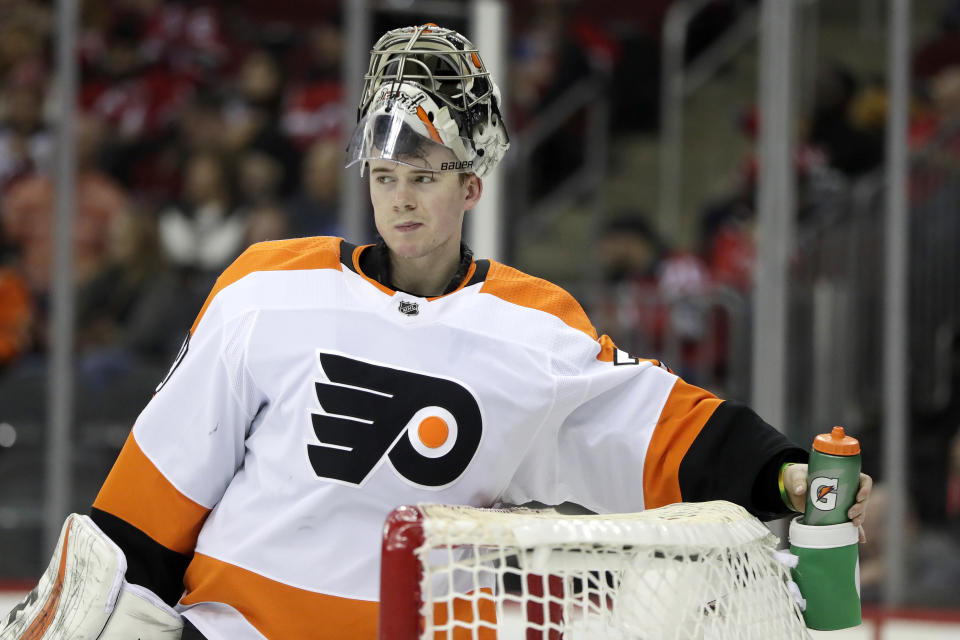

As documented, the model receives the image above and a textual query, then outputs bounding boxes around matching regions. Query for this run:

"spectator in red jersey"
[702,199,755,294]
[124,89,230,207]
[282,22,344,150]
[0,116,128,301]
[81,16,194,142]
[137,0,229,80]
[81,13,196,195]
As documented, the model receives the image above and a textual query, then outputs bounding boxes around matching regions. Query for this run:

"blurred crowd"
[599,1,960,381]
[0,0,353,382]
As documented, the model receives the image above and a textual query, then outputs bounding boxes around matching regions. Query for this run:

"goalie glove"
[0,513,183,640]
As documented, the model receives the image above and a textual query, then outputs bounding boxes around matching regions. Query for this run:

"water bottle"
[789,426,862,630]
[804,426,861,525]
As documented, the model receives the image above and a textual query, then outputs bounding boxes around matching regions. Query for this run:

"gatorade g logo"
[810,477,839,510]
[307,351,483,489]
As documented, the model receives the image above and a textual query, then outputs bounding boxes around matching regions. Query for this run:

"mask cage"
[359,26,493,121]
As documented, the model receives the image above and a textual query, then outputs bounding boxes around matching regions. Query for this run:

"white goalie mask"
[345,24,510,178]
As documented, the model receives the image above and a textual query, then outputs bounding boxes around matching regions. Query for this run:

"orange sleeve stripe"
[642,380,722,509]
[190,236,344,334]
[182,554,497,640]
[93,432,210,555]
[479,261,598,339]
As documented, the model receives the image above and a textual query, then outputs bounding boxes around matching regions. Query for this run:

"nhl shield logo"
[398,300,419,316]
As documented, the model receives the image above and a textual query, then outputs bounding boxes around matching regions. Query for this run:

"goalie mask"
[345,24,510,178]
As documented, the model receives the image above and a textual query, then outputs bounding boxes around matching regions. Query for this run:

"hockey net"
[379,500,809,639]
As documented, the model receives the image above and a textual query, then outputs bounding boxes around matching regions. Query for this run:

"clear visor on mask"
[345,109,477,175]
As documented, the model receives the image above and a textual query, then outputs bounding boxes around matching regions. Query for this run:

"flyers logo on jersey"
[307,351,483,488]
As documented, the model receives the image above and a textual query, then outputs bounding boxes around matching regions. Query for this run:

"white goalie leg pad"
[0,513,183,640]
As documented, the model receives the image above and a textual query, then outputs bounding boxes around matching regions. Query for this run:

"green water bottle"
[804,426,861,525]
[789,426,862,630]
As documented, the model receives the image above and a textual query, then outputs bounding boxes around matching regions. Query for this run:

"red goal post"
[379,501,809,639]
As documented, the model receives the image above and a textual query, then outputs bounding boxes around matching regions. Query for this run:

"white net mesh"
[412,501,809,639]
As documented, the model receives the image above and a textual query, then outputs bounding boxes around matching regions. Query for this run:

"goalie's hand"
[783,463,873,543]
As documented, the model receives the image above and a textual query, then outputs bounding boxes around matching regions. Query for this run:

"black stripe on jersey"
[677,402,808,521]
[466,259,491,287]
[340,241,361,273]
[89,507,192,606]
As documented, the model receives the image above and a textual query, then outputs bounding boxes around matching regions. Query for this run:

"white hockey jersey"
[93,236,731,639]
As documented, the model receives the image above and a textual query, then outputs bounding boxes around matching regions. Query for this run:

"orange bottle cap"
[813,426,860,455]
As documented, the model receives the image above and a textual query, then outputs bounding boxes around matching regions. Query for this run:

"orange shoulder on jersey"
[93,432,210,554]
[479,262,669,368]
[479,261,597,338]
[181,554,496,640]
[190,236,344,334]
[642,378,723,509]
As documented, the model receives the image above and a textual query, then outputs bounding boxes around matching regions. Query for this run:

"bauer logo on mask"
[307,351,484,489]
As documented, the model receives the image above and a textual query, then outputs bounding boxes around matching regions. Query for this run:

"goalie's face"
[369,148,481,264]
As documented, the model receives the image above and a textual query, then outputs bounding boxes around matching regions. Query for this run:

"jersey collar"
[340,238,490,299]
